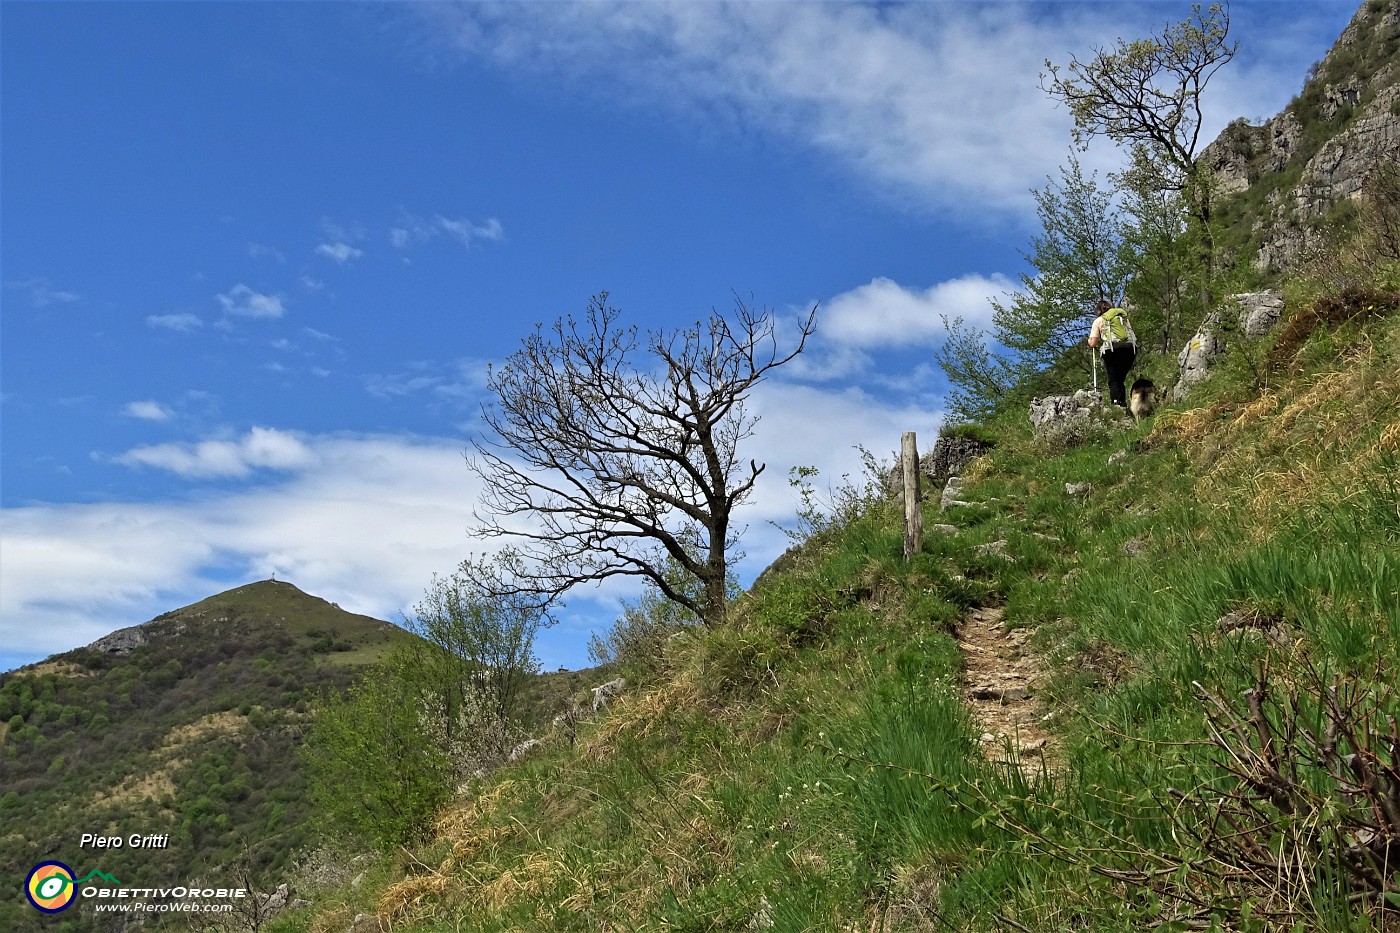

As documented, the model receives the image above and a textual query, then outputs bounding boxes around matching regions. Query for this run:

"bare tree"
[469,293,817,627]
[1042,2,1237,306]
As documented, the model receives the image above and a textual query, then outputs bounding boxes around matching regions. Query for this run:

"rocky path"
[956,606,1057,778]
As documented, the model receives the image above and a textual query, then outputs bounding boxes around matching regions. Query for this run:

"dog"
[1129,377,1158,424]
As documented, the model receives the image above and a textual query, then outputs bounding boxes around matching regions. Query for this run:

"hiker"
[1088,299,1137,408]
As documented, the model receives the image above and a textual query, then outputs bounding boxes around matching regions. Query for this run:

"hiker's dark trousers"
[1102,346,1137,408]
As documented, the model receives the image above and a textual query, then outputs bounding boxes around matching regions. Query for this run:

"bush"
[301,657,453,849]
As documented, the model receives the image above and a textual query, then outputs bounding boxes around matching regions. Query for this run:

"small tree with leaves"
[403,550,543,758]
[1043,2,1237,308]
[937,158,1134,416]
[470,293,816,627]
[934,314,1018,423]
[991,156,1137,384]
[301,654,453,849]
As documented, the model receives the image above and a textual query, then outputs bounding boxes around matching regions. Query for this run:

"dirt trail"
[956,606,1058,777]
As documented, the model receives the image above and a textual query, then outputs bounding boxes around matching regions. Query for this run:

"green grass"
[278,281,1400,930]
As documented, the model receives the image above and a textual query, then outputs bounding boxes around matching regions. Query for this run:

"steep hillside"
[1205,0,1399,271]
[267,286,1398,931]
[261,5,1400,929]
[0,581,409,933]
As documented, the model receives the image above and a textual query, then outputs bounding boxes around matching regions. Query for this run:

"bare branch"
[468,293,817,626]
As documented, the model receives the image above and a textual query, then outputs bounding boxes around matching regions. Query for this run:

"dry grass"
[377,868,455,925]
[477,851,568,912]
[21,660,95,678]
[94,710,253,809]
[105,764,182,807]
[1164,325,1400,533]
[582,668,705,761]
[163,709,245,746]
[307,905,360,933]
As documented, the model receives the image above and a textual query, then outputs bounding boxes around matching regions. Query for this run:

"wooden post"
[902,431,922,562]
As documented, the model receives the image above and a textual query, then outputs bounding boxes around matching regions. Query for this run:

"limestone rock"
[508,738,543,762]
[972,540,1012,560]
[1174,313,1225,401]
[90,626,148,655]
[1029,389,1104,433]
[940,476,973,510]
[590,677,626,712]
[926,432,992,481]
[1198,0,1400,276]
[1234,290,1285,338]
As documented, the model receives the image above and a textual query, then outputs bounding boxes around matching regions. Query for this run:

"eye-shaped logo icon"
[26,861,77,913]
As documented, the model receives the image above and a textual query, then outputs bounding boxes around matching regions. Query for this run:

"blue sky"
[1,1,1358,671]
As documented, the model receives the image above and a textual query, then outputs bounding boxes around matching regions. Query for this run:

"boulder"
[1174,313,1225,402]
[590,677,626,712]
[925,432,992,481]
[940,476,973,510]
[1234,290,1285,338]
[1028,389,1105,434]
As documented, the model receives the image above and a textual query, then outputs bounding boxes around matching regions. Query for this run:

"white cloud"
[413,3,1102,218]
[146,312,204,332]
[364,358,491,403]
[247,243,286,263]
[217,284,286,319]
[123,400,173,421]
[112,426,318,479]
[412,2,1351,221]
[9,278,80,308]
[315,241,364,265]
[390,214,505,251]
[820,274,1012,350]
[1,434,476,666]
[2,368,942,671]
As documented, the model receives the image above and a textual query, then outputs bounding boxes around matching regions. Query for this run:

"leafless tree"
[468,293,817,627]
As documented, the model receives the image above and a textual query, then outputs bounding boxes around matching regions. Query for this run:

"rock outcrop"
[1200,0,1400,275]
[1234,290,1286,338]
[925,432,993,481]
[90,625,148,655]
[1173,290,1286,400]
[1028,389,1107,434]
[1174,313,1227,401]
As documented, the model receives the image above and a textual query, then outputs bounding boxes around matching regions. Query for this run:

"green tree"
[991,157,1137,384]
[933,314,1018,423]
[1042,2,1237,307]
[1120,177,1202,355]
[403,550,544,756]
[301,656,453,848]
[937,158,1133,417]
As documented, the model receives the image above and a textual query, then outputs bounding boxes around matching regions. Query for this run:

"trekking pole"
[1091,347,1098,392]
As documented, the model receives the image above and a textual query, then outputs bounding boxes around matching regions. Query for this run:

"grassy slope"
[276,293,1400,932]
[168,579,406,666]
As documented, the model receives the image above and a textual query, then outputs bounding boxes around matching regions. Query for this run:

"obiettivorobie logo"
[24,862,122,914]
